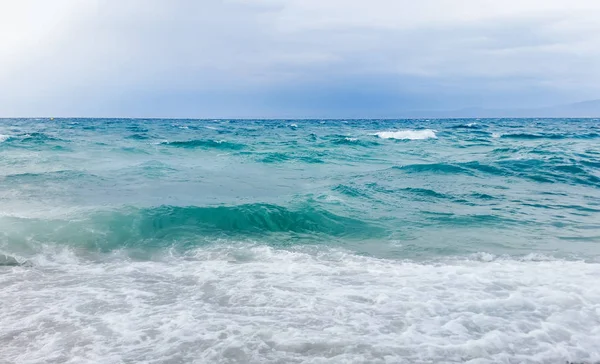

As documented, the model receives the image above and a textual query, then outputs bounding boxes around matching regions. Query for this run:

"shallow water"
[1,118,599,363]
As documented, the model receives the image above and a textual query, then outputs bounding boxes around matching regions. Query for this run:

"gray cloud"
[1,0,599,116]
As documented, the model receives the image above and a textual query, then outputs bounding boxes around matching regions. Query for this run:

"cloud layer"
[1,0,599,117]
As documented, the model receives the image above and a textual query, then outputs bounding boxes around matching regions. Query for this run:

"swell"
[333,184,371,198]
[392,159,599,186]
[400,187,451,199]
[0,132,68,147]
[0,204,383,252]
[161,139,245,150]
[327,135,380,147]
[500,133,565,140]
[126,125,149,133]
[126,133,151,140]
[131,204,375,235]
[497,159,600,186]
[0,170,103,182]
[393,163,473,175]
[20,132,65,143]
[499,132,600,140]
[257,152,325,164]
[419,211,520,227]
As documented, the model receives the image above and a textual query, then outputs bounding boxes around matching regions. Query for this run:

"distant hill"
[402,99,600,118]
[540,99,600,118]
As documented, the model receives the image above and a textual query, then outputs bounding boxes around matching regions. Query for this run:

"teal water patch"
[0,118,599,260]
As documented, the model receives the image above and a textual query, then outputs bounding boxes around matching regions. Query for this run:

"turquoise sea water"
[1,118,600,363]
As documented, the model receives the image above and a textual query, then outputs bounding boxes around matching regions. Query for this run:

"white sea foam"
[0,134,10,143]
[1,245,599,364]
[374,129,437,140]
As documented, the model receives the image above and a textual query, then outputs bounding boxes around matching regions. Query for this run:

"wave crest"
[108,204,381,238]
[1,204,383,251]
[374,129,437,140]
[330,135,379,147]
[450,122,480,129]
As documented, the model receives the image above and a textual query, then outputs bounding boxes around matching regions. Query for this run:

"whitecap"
[0,134,10,143]
[374,129,437,140]
[0,253,23,266]
[470,251,496,262]
[321,194,344,203]
[521,252,556,261]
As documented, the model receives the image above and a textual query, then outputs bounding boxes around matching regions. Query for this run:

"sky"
[1,0,600,118]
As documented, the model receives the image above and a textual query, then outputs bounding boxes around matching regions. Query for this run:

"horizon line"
[1,116,599,121]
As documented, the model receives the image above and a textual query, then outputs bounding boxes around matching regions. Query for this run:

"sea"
[1,118,599,364]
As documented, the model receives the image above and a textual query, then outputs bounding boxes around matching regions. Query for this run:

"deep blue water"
[1,118,600,363]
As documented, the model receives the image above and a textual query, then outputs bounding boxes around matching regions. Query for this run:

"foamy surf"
[1,245,599,364]
[374,129,437,140]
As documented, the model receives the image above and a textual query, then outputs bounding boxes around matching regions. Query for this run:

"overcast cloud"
[1,0,599,117]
